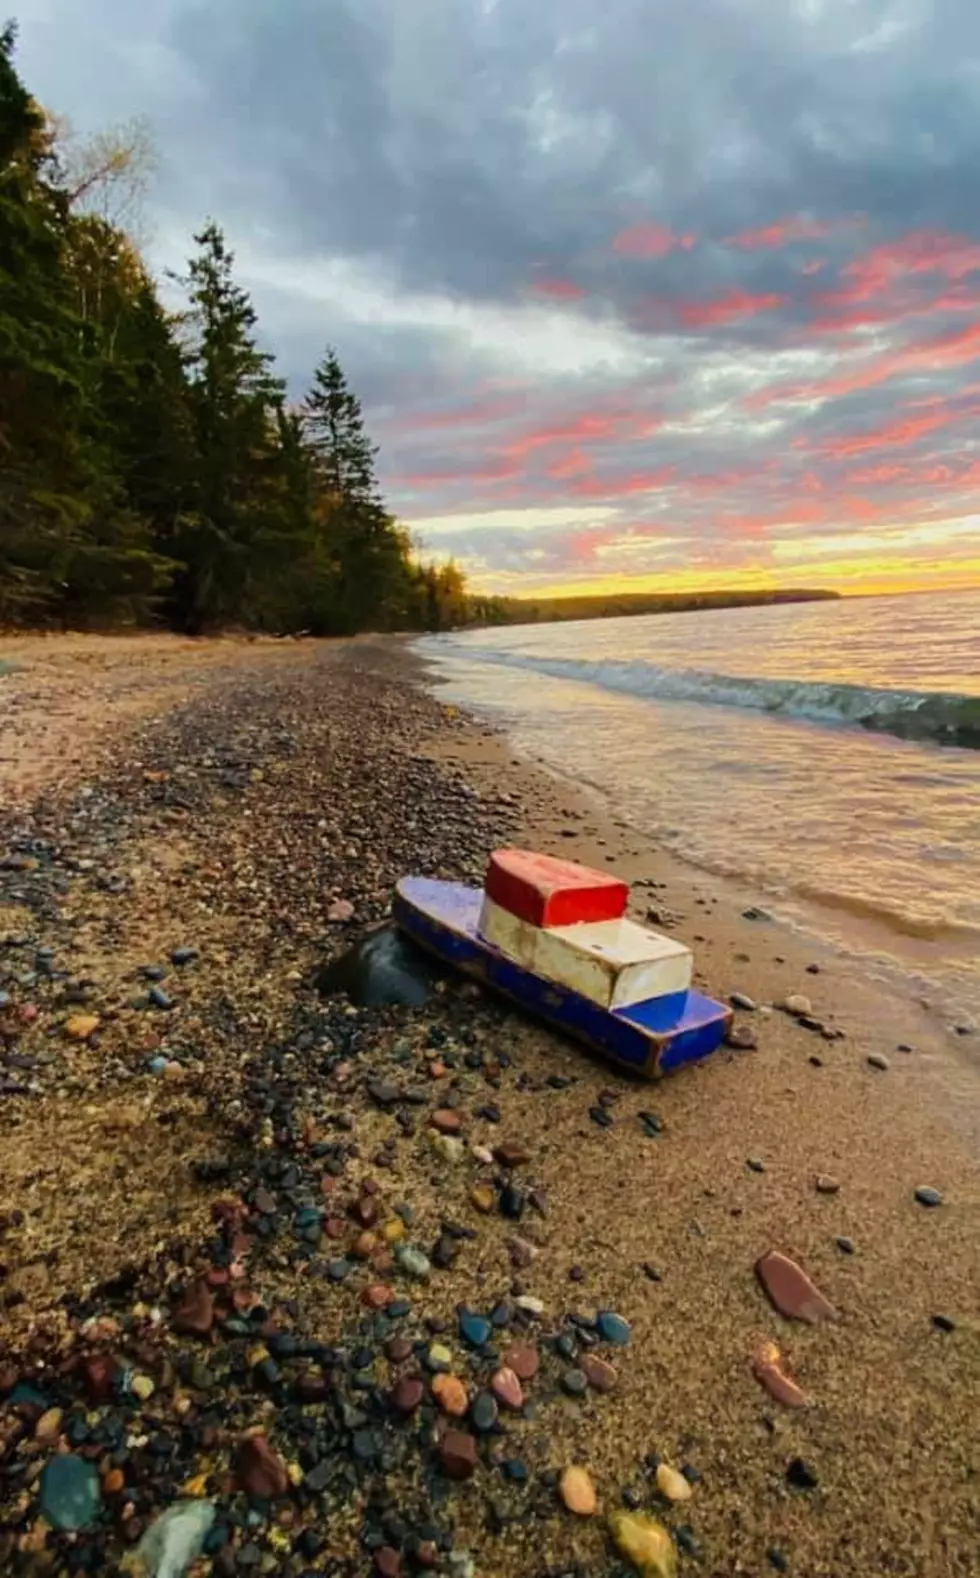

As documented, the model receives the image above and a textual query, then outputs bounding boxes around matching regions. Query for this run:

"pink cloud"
[613,222,695,258]
[676,288,787,328]
[810,403,979,459]
[726,216,834,250]
[529,277,585,300]
[748,319,980,408]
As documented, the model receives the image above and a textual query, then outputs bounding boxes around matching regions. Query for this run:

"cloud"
[12,0,980,593]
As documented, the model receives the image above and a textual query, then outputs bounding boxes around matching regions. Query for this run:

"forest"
[0,25,479,635]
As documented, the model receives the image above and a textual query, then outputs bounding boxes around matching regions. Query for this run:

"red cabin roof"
[484,848,629,929]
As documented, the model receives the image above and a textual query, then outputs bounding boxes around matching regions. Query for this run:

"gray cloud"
[14,0,980,590]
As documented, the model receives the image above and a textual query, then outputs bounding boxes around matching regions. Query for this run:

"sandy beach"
[0,633,976,1578]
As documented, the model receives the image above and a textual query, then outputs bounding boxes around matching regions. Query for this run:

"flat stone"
[431,1109,462,1134]
[560,1465,597,1516]
[503,1343,539,1381]
[932,1313,956,1332]
[596,1310,631,1345]
[867,1053,890,1071]
[655,1463,693,1502]
[730,992,757,1011]
[469,1184,495,1213]
[432,1374,469,1417]
[726,1024,758,1050]
[376,1548,402,1578]
[756,1250,838,1323]
[427,1342,453,1372]
[608,1511,677,1578]
[439,1429,478,1480]
[134,1501,216,1577]
[581,1354,618,1393]
[500,1183,525,1220]
[747,1157,766,1173]
[835,1236,855,1255]
[385,1336,413,1363]
[915,1185,943,1207]
[170,947,198,966]
[490,1366,524,1410]
[40,1455,100,1530]
[172,1279,215,1337]
[235,1434,289,1499]
[390,1375,424,1415]
[368,1079,401,1107]
[751,1339,808,1408]
[493,1142,531,1168]
[814,1174,840,1194]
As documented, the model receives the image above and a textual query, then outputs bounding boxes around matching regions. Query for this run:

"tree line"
[0,25,480,634]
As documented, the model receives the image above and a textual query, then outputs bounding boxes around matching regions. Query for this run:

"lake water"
[419,588,980,1030]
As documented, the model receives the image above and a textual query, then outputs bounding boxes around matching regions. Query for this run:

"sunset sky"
[17,0,980,598]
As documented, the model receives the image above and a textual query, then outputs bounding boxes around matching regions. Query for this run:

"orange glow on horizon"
[469,559,980,603]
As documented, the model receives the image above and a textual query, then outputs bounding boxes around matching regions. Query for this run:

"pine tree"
[302,348,413,632]
[178,222,288,630]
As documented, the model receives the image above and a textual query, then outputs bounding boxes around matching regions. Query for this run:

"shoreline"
[1,634,977,1576]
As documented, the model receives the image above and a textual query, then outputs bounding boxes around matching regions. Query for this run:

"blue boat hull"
[394,877,731,1079]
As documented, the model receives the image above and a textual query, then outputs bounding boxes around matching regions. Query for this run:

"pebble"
[172,1278,215,1337]
[459,1310,492,1347]
[500,1182,526,1219]
[608,1510,677,1577]
[64,1013,100,1041]
[756,1250,838,1323]
[867,1052,890,1071]
[490,1366,524,1410]
[396,1245,431,1279]
[170,946,198,965]
[835,1236,855,1255]
[915,1185,943,1207]
[470,1390,498,1433]
[747,1156,766,1173]
[469,1184,495,1213]
[781,995,812,1017]
[134,1500,217,1577]
[430,1133,465,1164]
[726,1023,758,1050]
[427,1343,453,1373]
[581,1354,618,1393]
[438,1429,479,1481]
[131,1373,155,1402]
[375,1548,402,1578]
[596,1310,631,1345]
[768,1550,789,1573]
[390,1375,424,1415]
[40,1454,101,1530]
[515,1294,543,1316]
[655,1462,693,1502]
[235,1434,289,1499]
[814,1174,840,1194]
[561,1369,588,1397]
[431,1108,462,1134]
[932,1313,956,1332]
[503,1342,540,1380]
[751,1339,809,1408]
[493,1141,530,1167]
[730,992,757,1010]
[559,1465,597,1516]
[432,1374,469,1417]
[148,984,174,1010]
[786,1457,819,1490]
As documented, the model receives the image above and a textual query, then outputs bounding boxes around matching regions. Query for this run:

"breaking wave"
[454,649,980,751]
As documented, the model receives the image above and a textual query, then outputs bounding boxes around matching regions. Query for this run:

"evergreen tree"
[302,348,412,632]
[177,222,288,630]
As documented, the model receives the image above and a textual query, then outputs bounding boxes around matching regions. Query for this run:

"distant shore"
[0,633,976,1576]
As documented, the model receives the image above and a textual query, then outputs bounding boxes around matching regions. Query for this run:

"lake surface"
[419,588,980,1030]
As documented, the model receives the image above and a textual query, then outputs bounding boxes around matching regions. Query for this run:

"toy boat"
[394,849,731,1078]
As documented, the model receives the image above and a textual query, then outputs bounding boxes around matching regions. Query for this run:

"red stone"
[756,1250,838,1324]
[484,848,628,928]
[171,1279,215,1338]
[80,1354,119,1404]
[375,1549,402,1578]
[751,1340,809,1408]
[438,1429,479,1480]
[431,1109,462,1134]
[324,1216,346,1240]
[390,1375,424,1414]
[493,1142,530,1168]
[490,1366,524,1410]
[581,1355,618,1393]
[385,1336,413,1363]
[502,1343,539,1381]
[235,1433,289,1498]
[352,1197,378,1228]
[363,1284,394,1310]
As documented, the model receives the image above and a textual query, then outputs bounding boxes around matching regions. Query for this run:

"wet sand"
[0,634,977,1577]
